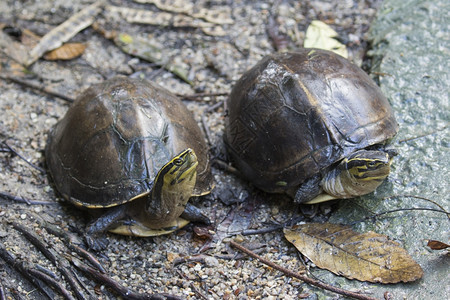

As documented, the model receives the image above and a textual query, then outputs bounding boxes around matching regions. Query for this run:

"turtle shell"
[225,49,398,194]
[46,77,213,208]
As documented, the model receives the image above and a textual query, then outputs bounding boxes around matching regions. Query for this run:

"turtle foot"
[181,203,210,225]
[85,234,109,251]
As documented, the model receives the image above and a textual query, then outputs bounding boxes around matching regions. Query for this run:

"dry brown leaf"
[304,20,348,58]
[44,43,86,60]
[26,1,103,66]
[284,223,423,283]
[426,239,450,250]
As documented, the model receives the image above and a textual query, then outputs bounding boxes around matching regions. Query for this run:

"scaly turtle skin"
[46,77,213,249]
[224,49,398,204]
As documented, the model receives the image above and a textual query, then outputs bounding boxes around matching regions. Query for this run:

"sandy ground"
[5,1,439,299]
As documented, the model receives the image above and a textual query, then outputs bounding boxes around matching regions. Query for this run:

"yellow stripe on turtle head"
[345,150,391,182]
[152,148,198,202]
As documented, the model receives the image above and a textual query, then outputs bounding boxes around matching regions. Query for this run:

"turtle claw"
[85,234,109,251]
[181,203,210,225]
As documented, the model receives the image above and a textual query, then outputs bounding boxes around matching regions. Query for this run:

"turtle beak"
[386,148,398,159]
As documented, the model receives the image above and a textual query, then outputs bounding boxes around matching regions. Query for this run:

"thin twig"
[70,244,107,274]
[267,5,289,51]
[0,243,55,299]
[382,195,449,218]
[172,254,213,267]
[28,269,77,300]
[71,257,183,300]
[30,212,107,273]
[241,225,283,236]
[211,159,241,177]
[201,100,224,146]
[2,141,46,174]
[230,241,380,300]
[349,207,450,226]
[12,222,90,300]
[398,126,447,143]
[0,281,6,300]
[0,191,57,205]
[177,92,228,101]
[175,270,208,300]
[0,74,75,102]
[35,264,58,279]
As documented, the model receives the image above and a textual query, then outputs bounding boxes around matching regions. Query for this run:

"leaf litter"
[284,223,423,283]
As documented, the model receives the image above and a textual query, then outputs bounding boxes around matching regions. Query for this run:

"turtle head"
[162,148,198,187]
[146,149,198,223]
[304,149,396,204]
[337,149,395,198]
[344,150,394,182]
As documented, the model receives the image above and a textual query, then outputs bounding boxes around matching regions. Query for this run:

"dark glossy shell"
[225,49,398,194]
[46,77,213,208]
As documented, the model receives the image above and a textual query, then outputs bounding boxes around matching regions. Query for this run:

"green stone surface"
[318,1,449,299]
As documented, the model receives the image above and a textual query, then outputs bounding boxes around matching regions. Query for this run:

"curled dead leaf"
[44,43,86,60]
[426,239,449,250]
[284,223,423,283]
[26,2,102,66]
[304,20,348,58]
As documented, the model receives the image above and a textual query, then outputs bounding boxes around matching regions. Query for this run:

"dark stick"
[12,222,90,300]
[0,243,55,299]
[2,141,46,174]
[383,195,449,218]
[30,212,107,273]
[201,100,223,146]
[175,270,208,300]
[69,268,97,299]
[398,126,447,143]
[27,269,77,300]
[177,92,228,101]
[0,281,6,300]
[241,225,283,236]
[201,114,213,146]
[71,257,184,300]
[211,159,241,177]
[70,244,107,274]
[35,264,59,279]
[230,241,381,300]
[0,74,75,102]
[267,8,289,51]
[0,191,56,205]
[349,207,450,226]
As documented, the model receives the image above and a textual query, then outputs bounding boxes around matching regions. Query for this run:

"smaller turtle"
[46,77,213,249]
[224,49,399,204]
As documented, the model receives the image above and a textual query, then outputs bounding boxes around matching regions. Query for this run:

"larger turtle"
[225,49,398,204]
[46,77,213,249]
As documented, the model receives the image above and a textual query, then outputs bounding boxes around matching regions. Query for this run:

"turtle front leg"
[293,175,322,204]
[180,202,210,224]
[85,205,127,250]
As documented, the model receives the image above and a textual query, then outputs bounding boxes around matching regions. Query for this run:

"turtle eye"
[367,161,377,168]
[173,158,184,166]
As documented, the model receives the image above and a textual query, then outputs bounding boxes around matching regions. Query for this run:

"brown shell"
[46,77,213,208]
[225,49,398,194]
